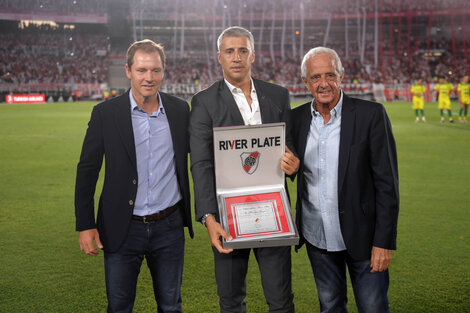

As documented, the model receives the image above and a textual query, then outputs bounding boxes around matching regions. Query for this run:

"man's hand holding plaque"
[205,214,234,254]
[204,140,298,252]
[281,146,300,176]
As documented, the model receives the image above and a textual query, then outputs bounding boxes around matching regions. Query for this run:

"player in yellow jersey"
[457,75,470,123]
[411,78,427,122]
[434,76,455,123]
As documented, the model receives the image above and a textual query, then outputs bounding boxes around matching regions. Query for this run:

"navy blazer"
[75,90,193,253]
[292,94,399,260]
[189,78,294,221]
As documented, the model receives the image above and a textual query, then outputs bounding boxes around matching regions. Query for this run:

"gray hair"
[217,26,255,53]
[301,47,344,78]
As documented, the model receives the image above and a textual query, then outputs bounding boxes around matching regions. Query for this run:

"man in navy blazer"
[292,47,399,313]
[189,27,299,313]
[75,40,193,313]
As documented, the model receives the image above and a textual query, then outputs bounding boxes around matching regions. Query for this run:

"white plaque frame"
[213,123,299,249]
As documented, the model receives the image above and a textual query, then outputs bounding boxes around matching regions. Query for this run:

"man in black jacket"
[75,39,193,313]
[292,47,399,313]
[189,26,299,313]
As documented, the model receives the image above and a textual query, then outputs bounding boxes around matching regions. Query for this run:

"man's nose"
[145,71,153,81]
[318,76,329,85]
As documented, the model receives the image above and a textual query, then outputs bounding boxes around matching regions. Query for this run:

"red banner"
[6,94,45,104]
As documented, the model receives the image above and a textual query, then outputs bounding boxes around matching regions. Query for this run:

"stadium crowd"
[1,0,106,13]
[131,0,469,16]
[4,0,465,14]
[161,37,465,88]
[1,26,466,89]
[0,13,467,91]
[0,25,109,85]
[1,34,465,89]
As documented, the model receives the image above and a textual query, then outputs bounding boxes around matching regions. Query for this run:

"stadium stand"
[0,0,469,102]
[0,19,109,101]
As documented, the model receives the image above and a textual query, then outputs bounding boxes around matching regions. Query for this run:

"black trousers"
[213,245,295,313]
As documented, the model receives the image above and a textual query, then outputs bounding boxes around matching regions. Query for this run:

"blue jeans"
[104,210,185,313]
[306,243,390,313]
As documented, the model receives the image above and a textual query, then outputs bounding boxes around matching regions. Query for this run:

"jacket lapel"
[253,78,281,124]
[218,81,245,125]
[160,92,182,156]
[298,103,313,161]
[115,90,137,169]
[338,94,355,195]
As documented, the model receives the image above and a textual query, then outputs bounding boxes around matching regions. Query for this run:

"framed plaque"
[218,188,297,248]
[213,123,299,249]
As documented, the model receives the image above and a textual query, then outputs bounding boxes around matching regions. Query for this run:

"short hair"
[126,39,165,69]
[301,47,344,78]
[217,26,255,53]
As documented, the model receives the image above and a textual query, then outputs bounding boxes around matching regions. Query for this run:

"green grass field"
[0,100,469,312]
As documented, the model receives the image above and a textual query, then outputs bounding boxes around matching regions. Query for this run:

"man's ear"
[125,64,131,79]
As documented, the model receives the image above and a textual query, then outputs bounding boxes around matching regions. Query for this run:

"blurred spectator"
[0,24,109,85]
[1,1,467,90]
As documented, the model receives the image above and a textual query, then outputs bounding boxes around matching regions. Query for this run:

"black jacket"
[75,90,193,253]
[292,94,399,260]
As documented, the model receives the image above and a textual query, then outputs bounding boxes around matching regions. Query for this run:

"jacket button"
[129,200,134,205]
[132,179,137,185]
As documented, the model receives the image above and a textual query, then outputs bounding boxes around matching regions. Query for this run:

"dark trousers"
[104,210,185,313]
[306,243,390,313]
[213,245,295,313]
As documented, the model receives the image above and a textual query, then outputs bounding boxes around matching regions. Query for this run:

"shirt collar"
[224,78,256,95]
[311,90,343,119]
[129,89,164,115]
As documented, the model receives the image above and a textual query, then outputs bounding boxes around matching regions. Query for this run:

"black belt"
[132,203,179,223]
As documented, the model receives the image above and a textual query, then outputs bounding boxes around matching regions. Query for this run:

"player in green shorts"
[434,76,455,123]
[411,78,426,122]
[458,75,470,123]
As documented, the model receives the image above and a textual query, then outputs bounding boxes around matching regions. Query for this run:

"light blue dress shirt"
[301,92,346,251]
[129,90,182,216]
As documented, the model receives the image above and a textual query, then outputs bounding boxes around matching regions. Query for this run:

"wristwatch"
[200,213,213,227]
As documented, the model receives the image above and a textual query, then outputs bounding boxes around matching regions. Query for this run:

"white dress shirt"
[224,79,262,126]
